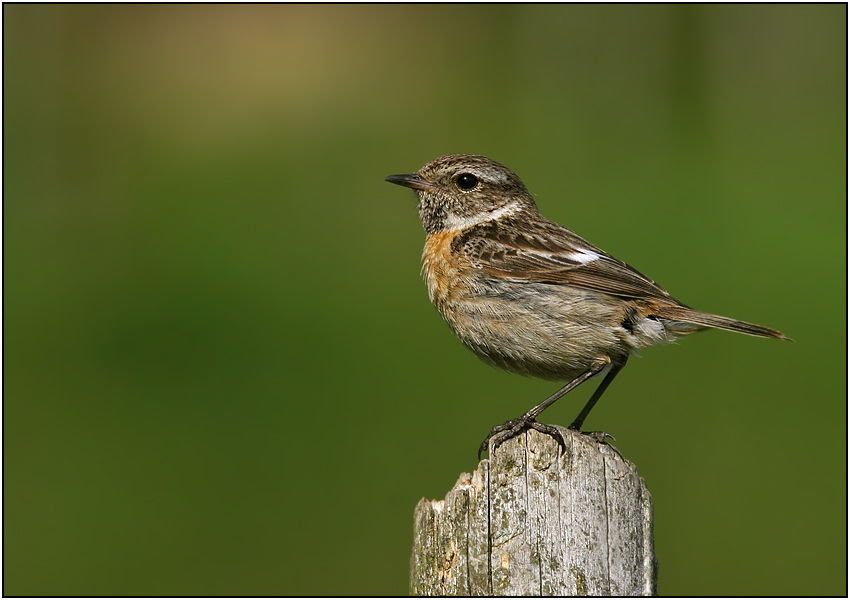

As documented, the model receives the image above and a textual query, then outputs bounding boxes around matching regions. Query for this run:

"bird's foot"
[568,426,624,459]
[569,428,616,444]
[478,417,566,460]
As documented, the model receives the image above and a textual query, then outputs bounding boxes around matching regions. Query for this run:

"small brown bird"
[385,154,790,457]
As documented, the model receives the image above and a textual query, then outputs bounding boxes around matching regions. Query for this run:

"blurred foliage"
[4,4,846,596]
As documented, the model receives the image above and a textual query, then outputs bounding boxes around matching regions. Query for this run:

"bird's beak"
[384,173,436,192]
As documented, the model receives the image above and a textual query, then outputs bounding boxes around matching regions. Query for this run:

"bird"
[385,154,790,458]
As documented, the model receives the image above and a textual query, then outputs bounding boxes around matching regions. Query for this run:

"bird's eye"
[455,173,479,191]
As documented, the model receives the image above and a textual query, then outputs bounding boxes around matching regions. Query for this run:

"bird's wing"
[461,216,678,302]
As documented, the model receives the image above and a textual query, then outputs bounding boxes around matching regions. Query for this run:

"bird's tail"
[655,305,791,341]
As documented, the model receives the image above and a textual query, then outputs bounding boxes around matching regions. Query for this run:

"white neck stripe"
[444,201,523,231]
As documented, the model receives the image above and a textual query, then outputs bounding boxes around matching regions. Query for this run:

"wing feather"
[461,216,678,302]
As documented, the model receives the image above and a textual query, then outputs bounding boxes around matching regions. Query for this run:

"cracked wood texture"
[410,427,657,596]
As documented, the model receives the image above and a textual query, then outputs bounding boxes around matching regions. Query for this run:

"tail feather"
[655,305,791,341]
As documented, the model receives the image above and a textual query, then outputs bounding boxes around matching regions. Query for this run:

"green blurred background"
[4,4,846,596]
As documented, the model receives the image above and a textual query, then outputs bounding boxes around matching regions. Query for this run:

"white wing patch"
[563,249,600,265]
[531,247,600,267]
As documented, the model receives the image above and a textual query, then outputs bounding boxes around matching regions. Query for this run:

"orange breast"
[422,230,467,306]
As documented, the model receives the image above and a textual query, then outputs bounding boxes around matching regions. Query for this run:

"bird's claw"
[569,428,624,460]
[478,417,566,460]
[571,429,616,444]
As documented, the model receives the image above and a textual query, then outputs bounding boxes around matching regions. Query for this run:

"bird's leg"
[479,357,613,459]
[568,356,628,440]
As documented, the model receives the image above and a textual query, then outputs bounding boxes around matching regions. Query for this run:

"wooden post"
[410,426,657,596]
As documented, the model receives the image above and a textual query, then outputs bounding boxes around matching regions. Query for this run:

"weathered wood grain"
[411,427,657,596]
